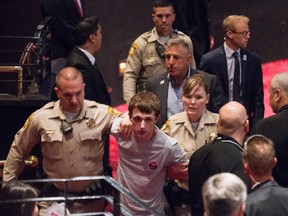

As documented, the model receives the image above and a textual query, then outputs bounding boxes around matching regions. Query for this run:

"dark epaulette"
[173,29,186,36]
[141,30,153,42]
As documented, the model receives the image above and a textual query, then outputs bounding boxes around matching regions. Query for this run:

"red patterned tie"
[74,0,84,17]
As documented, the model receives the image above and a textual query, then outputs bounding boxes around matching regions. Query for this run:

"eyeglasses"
[232,31,251,37]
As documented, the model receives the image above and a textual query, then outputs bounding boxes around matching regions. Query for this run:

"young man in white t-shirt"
[112,91,188,215]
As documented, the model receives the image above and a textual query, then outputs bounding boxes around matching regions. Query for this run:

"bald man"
[188,101,250,216]
[3,67,130,215]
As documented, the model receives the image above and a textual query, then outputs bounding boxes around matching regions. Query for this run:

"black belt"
[44,180,105,201]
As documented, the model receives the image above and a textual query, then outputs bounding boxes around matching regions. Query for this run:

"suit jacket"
[254,105,288,187]
[146,69,225,128]
[199,45,264,131]
[245,180,288,216]
[188,134,249,216]
[66,47,111,105]
[40,0,85,59]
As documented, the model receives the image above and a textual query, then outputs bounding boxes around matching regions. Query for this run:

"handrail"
[0,176,162,216]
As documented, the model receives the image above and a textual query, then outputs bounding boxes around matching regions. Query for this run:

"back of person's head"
[183,73,210,95]
[153,0,174,13]
[222,15,249,35]
[0,181,38,216]
[269,72,288,113]
[72,16,100,46]
[202,172,247,216]
[128,91,161,117]
[217,101,248,137]
[270,72,288,98]
[243,134,276,178]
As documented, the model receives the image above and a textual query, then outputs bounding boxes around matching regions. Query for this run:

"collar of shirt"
[77,46,95,65]
[252,180,272,191]
[216,133,243,152]
[278,104,288,113]
[167,66,191,87]
[224,42,240,58]
[148,27,175,43]
[51,100,89,121]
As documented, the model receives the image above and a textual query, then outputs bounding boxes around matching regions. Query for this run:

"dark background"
[1,0,288,106]
[0,0,287,160]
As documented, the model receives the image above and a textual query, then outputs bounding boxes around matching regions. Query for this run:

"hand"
[166,161,189,181]
[118,112,132,140]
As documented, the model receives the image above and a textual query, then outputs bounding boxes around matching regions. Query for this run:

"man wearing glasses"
[199,15,264,132]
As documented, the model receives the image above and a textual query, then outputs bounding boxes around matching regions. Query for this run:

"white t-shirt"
[111,120,186,215]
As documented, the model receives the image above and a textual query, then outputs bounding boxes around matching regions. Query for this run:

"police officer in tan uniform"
[3,67,130,215]
[123,0,196,103]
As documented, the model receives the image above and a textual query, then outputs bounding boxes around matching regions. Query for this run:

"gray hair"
[166,38,190,52]
[270,72,288,98]
[202,172,247,216]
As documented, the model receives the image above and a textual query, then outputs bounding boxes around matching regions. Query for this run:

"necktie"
[232,51,241,101]
[74,0,84,17]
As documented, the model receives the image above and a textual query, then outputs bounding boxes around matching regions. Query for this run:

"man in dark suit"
[171,0,214,67]
[66,16,111,106]
[65,17,111,176]
[199,15,264,132]
[254,72,288,187]
[39,0,85,98]
[243,134,288,216]
[188,101,250,216]
[146,38,224,128]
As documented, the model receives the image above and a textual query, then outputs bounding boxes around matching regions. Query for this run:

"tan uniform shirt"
[123,27,196,103]
[3,100,120,192]
[162,109,218,190]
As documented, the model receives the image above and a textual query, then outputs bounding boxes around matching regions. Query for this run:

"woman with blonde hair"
[162,73,219,215]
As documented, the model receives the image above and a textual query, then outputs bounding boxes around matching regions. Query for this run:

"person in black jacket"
[66,16,111,106]
[199,15,264,132]
[254,72,288,187]
[146,38,224,128]
[189,101,250,216]
[39,0,85,98]
[243,134,288,216]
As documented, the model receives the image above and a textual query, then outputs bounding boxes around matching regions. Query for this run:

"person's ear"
[226,31,233,39]
[54,87,60,99]
[151,13,156,23]
[274,89,282,102]
[243,160,250,175]
[155,115,160,123]
[205,94,210,105]
[171,13,176,22]
[273,157,277,168]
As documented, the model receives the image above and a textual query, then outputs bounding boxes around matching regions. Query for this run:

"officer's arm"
[123,39,145,103]
[3,114,40,182]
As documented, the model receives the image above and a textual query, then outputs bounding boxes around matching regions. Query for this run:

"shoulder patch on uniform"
[108,107,122,116]
[206,133,218,144]
[23,114,33,129]
[161,119,171,131]
[128,43,138,56]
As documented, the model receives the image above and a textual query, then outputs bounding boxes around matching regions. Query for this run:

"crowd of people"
[1,0,287,215]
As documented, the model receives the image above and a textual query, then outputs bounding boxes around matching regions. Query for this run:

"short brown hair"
[128,91,161,117]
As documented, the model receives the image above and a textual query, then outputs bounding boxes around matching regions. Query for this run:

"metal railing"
[1,176,162,216]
